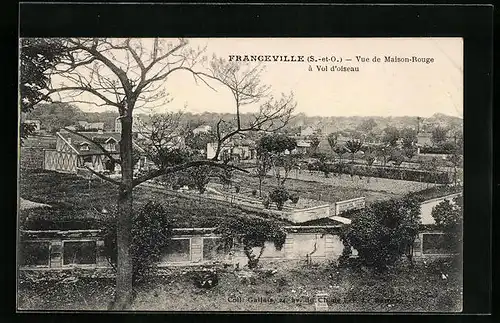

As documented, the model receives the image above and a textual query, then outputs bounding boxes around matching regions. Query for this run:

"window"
[63,241,97,265]
[160,238,191,263]
[80,143,90,151]
[203,237,230,260]
[20,241,50,267]
[105,143,116,152]
[83,156,92,164]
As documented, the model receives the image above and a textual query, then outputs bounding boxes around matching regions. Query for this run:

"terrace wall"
[19,228,347,271]
[19,227,453,271]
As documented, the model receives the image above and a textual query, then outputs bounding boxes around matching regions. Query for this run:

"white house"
[193,125,212,135]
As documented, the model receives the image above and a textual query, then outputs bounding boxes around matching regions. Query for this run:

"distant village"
[21,108,463,178]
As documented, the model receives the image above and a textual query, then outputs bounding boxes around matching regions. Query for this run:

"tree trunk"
[112,114,134,310]
[259,176,263,197]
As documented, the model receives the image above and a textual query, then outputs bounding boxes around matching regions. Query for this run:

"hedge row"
[308,162,451,184]
[419,146,455,155]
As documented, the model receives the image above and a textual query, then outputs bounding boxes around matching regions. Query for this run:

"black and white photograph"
[18,37,465,312]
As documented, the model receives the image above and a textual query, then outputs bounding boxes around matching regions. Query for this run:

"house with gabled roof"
[43,129,147,174]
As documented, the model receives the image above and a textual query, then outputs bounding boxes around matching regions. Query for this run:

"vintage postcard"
[18,37,463,312]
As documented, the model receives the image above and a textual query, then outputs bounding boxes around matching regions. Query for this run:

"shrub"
[218,217,286,269]
[342,197,421,270]
[103,201,173,283]
[262,198,270,209]
[235,186,240,193]
[419,145,455,155]
[431,195,463,253]
[251,189,257,197]
[290,194,299,204]
[269,187,290,210]
[192,269,219,289]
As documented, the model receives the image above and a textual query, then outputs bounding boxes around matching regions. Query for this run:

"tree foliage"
[342,197,421,269]
[103,201,173,283]
[382,126,400,147]
[218,218,286,269]
[257,134,297,155]
[362,147,376,166]
[401,127,417,149]
[269,186,290,210]
[309,136,321,154]
[432,195,463,235]
[388,148,405,167]
[257,134,297,186]
[431,126,449,147]
[26,102,82,133]
[431,195,463,253]
[327,132,338,151]
[185,131,215,151]
[20,38,66,141]
[357,118,377,133]
[345,139,363,162]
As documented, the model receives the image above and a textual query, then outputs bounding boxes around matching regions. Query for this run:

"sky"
[60,38,463,118]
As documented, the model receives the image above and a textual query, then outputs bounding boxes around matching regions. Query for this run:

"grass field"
[19,168,282,230]
[18,259,462,312]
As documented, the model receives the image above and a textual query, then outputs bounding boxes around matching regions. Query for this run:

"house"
[300,126,316,137]
[292,140,311,154]
[76,121,105,131]
[193,125,212,135]
[43,130,147,174]
[206,139,256,161]
[417,132,433,147]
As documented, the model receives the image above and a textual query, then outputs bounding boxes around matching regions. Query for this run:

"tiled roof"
[58,130,122,155]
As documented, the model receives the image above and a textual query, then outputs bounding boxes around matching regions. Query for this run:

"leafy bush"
[269,187,290,210]
[103,201,173,283]
[251,189,257,197]
[342,197,421,270]
[192,268,219,289]
[431,195,463,252]
[218,217,286,269]
[290,194,299,204]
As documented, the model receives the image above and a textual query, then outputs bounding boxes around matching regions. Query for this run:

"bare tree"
[39,38,254,310]
[208,58,296,159]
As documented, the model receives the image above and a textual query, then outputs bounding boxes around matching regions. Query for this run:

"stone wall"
[20,229,346,270]
[333,197,365,215]
[288,205,331,223]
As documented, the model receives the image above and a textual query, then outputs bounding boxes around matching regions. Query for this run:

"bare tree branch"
[132,160,248,187]
[84,166,121,186]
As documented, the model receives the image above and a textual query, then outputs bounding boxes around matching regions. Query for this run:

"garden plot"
[232,172,430,207]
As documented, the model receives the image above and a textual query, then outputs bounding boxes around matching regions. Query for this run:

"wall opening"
[20,241,50,267]
[160,238,191,263]
[63,241,97,265]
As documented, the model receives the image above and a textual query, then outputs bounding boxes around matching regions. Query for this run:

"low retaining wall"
[289,205,331,223]
[19,228,347,271]
[333,197,366,215]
